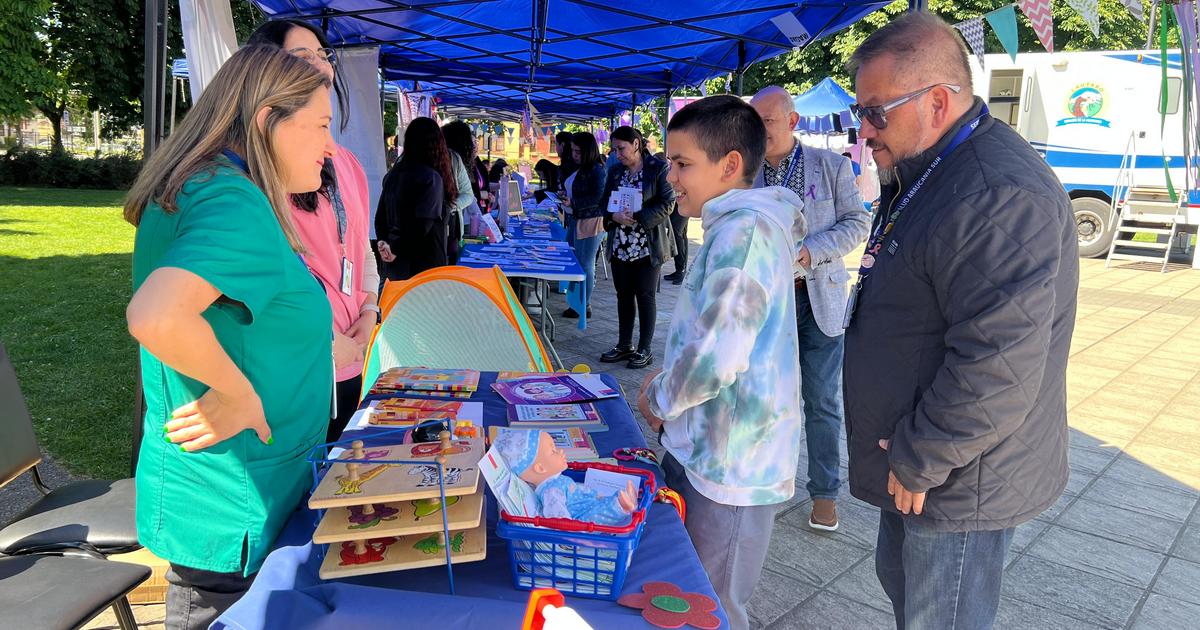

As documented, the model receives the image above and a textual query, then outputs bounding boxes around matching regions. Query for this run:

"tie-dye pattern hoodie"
[646,186,806,506]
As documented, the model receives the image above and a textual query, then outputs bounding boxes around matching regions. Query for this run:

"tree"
[0,0,144,150]
[739,0,1154,97]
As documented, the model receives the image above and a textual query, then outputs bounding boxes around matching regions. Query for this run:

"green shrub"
[0,147,142,189]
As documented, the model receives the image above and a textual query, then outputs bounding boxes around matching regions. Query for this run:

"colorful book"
[491,374,618,405]
[487,426,600,462]
[507,403,602,426]
[369,368,481,394]
[353,401,484,430]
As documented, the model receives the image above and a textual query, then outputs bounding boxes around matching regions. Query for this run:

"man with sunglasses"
[842,12,1077,629]
[749,86,869,535]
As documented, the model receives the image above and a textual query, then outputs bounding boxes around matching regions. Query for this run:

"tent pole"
[908,0,927,12]
[142,0,167,157]
[736,40,746,96]
[663,70,671,154]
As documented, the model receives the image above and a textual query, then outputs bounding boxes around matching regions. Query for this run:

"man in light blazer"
[751,86,870,533]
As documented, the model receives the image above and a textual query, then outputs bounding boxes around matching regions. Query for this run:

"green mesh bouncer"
[360,266,554,398]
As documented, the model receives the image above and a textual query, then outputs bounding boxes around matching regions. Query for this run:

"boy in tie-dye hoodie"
[637,96,805,630]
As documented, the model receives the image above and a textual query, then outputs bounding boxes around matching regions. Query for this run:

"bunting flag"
[1122,0,1144,21]
[1018,0,1055,52]
[986,4,1021,62]
[1067,0,1100,38]
[955,18,987,68]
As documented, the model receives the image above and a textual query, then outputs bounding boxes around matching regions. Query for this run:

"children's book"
[506,403,606,431]
[369,368,481,394]
[491,374,618,405]
[487,426,600,461]
[357,400,484,428]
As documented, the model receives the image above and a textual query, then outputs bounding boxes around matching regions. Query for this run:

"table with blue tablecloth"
[459,216,588,367]
[213,372,728,629]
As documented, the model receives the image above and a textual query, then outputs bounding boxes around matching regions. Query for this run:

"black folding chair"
[0,341,139,558]
[0,553,149,629]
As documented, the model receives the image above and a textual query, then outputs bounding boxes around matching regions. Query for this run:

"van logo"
[1056,84,1110,128]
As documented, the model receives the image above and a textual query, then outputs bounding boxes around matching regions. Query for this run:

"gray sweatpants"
[662,453,778,630]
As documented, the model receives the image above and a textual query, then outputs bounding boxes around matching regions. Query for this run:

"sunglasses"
[850,83,961,130]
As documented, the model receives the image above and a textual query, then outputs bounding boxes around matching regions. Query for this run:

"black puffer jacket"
[844,98,1078,532]
[601,153,677,266]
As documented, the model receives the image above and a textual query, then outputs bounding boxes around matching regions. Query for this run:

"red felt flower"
[618,581,720,629]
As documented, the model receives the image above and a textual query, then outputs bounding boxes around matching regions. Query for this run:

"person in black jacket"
[598,126,677,369]
[561,131,608,319]
[843,13,1077,629]
[375,117,457,280]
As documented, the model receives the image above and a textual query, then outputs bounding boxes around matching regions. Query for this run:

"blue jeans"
[796,285,844,500]
[571,232,602,309]
[875,511,1014,630]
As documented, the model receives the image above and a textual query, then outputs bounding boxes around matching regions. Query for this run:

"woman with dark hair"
[442,120,484,206]
[533,158,560,194]
[489,158,510,184]
[435,121,475,263]
[598,126,676,369]
[375,117,457,280]
[247,20,379,444]
[561,131,607,318]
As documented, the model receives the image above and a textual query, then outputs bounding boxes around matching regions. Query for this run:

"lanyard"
[856,107,988,284]
[326,161,347,246]
[221,149,248,173]
[782,141,803,188]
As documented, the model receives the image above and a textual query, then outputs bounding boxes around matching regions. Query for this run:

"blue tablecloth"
[213,372,728,629]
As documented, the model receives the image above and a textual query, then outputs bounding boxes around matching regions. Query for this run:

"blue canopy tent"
[793,76,858,133]
[249,1,892,121]
[144,1,924,157]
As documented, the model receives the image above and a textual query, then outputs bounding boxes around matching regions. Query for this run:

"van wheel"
[1074,196,1116,258]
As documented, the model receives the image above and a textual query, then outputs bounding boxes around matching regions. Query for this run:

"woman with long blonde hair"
[124,45,335,629]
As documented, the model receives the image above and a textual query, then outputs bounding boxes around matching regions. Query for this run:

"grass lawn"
[0,187,136,479]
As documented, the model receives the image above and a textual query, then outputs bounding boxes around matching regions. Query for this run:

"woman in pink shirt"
[249,20,380,442]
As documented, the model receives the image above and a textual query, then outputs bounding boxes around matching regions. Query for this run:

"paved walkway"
[81,220,1200,628]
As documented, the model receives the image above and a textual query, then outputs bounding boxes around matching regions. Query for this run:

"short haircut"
[666,95,766,183]
[847,11,972,95]
[571,131,601,168]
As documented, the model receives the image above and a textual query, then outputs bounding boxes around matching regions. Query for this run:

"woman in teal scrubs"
[123,45,335,629]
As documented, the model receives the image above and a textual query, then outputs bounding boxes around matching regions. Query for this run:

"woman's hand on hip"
[167,386,270,451]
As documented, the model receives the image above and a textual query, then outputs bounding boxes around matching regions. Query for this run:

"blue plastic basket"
[495,462,656,600]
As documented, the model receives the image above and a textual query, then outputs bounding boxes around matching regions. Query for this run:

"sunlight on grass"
[0,187,136,479]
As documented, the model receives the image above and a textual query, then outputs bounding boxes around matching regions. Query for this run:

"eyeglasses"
[287,47,336,65]
[850,83,961,130]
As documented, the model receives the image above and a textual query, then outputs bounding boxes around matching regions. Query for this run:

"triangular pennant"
[986,4,1021,62]
[1018,0,1055,52]
[955,18,987,69]
[1067,0,1100,38]
[1121,0,1144,21]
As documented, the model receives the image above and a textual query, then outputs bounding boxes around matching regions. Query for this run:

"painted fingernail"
[163,425,169,433]
[179,446,187,453]
[267,436,274,445]
[164,435,171,443]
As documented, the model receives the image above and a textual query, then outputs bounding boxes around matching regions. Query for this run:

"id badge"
[340,257,353,296]
[842,282,861,329]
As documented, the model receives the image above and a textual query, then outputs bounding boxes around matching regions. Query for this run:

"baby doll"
[494,429,637,526]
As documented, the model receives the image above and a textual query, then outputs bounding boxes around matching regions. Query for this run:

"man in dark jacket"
[843,13,1077,629]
